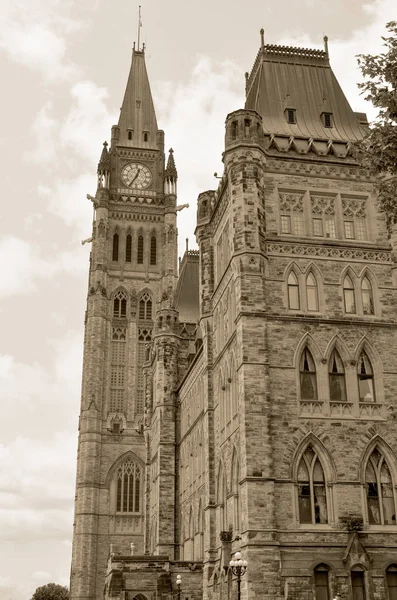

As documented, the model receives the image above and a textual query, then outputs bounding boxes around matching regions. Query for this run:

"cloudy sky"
[0,0,394,597]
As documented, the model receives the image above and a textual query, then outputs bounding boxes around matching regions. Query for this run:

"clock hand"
[130,168,141,185]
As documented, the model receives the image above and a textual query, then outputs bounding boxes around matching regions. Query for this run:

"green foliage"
[31,583,69,600]
[354,21,397,229]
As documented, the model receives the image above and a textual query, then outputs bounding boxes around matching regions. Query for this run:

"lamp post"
[176,574,182,600]
[229,551,248,600]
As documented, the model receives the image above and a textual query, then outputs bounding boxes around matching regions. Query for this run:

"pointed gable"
[117,49,158,148]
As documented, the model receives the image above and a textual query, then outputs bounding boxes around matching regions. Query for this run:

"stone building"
[70,33,397,600]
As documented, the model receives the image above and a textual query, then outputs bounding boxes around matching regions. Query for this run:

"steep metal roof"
[245,43,367,143]
[175,250,199,324]
[117,49,158,148]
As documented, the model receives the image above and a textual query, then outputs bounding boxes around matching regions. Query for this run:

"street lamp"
[229,551,248,600]
[176,574,182,600]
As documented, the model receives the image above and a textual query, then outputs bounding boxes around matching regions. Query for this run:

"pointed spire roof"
[165,148,177,179]
[117,49,158,148]
[97,141,110,173]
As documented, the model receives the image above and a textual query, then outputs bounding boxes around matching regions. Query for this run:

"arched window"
[231,453,240,533]
[197,500,204,561]
[361,277,374,315]
[365,447,396,525]
[314,564,330,600]
[351,567,366,600]
[288,272,300,310]
[343,275,356,313]
[187,506,194,560]
[357,351,375,402]
[112,233,119,261]
[217,465,227,531]
[113,291,127,318]
[329,350,346,402]
[297,446,328,524]
[139,293,152,321]
[387,565,397,600]
[150,235,157,265]
[306,273,319,312]
[137,234,144,264]
[116,458,141,513]
[125,234,132,263]
[300,349,317,400]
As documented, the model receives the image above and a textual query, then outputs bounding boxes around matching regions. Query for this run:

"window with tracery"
[329,350,346,402]
[357,351,375,402]
[116,458,141,513]
[112,233,119,261]
[299,349,317,401]
[288,272,300,310]
[297,446,328,524]
[110,327,126,413]
[113,291,127,318]
[279,192,304,235]
[150,235,157,265]
[387,565,397,600]
[139,293,152,320]
[365,448,396,525]
[342,197,367,241]
[343,275,356,314]
[314,564,330,600]
[137,234,144,264]
[310,195,336,239]
[361,277,374,315]
[306,273,319,312]
[125,234,132,263]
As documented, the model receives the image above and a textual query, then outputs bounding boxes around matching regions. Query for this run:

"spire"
[117,48,158,148]
[165,148,177,179]
[97,141,110,173]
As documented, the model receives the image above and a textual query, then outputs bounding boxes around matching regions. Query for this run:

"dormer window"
[322,112,333,128]
[127,130,133,140]
[143,131,149,142]
[285,109,296,124]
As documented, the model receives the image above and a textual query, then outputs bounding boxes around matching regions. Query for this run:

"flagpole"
[137,5,141,51]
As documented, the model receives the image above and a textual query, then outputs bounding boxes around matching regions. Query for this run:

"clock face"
[121,163,152,189]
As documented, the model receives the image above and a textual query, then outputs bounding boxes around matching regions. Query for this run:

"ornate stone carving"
[279,192,304,213]
[342,197,367,218]
[267,242,391,263]
[311,195,335,215]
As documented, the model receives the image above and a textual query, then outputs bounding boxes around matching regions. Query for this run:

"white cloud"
[26,102,58,164]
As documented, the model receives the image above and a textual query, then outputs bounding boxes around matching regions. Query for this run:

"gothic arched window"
[125,234,132,263]
[113,291,127,318]
[112,232,119,261]
[357,351,375,402]
[329,350,346,402]
[217,465,227,531]
[116,458,141,513]
[351,567,366,600]
[387,565,397,600]
[306,273,319,312]
[137,234,144,264]
[297,446,328,524]
[139,293,152,321]
[299,349,317,401]
[361,277,374,315]
[314,564,330,600]
[365,448,396,525]
[343,275,356,314]
[287,272,300,310]
[150,235,157,266]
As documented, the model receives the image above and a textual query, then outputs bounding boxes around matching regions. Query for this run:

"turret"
[224,108,263,150]
[164,147,177,195]
[97,141,110,189]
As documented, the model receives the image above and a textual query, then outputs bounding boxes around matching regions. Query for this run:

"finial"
[260,28,265,48]
[169,147,174,154]
[323,35,329,56]
[137,5,142,52]
[103,141,108,148]
[186,238,189,252]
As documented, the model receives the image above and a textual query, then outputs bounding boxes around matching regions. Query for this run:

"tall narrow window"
[116,458,141,513]
[351,568,366,600]
[361,277,374,315]
[217,466,227,531]
[300,349,317,400]
[297,446,328,524]
[137,234,144,264]
[139,293,152,320]
[329,350,346,402]
[357,351,375,402]
[343,275,356,313]
[125,234,132,263]
[113,291,127,318]
[322,113,333,128]
[286,108,296,124]
[112,233,119,261]
[288,272,300,310]
[387,565,397,600]
[344,220,355,239]
[137,329,152,414]
[306,273,319,311]
[314,565,330,600]
[110,327,126,413]
[365,448,396,525]
[150,235,157,265]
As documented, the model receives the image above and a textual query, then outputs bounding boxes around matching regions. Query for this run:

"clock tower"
[69,46,179,600]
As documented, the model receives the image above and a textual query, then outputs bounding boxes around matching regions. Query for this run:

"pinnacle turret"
[97,141,110,188]
[165,148,177,180]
